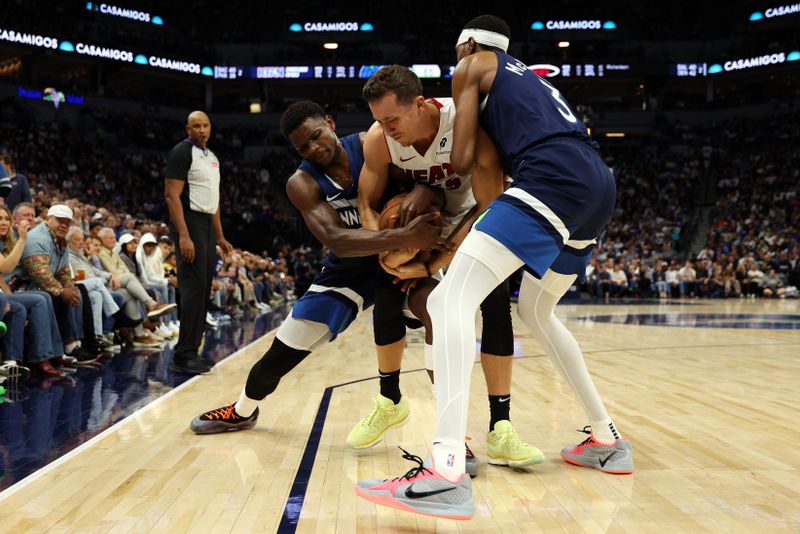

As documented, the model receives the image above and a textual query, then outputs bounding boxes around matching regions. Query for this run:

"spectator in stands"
[610,263,629,298]
[65,227,121,351]
[723,264,741,298]
[595,263,611,302]
[678,260,698,298]
[0,155,32,211]
[95,228,174,322]
[12,202,36,235]
[762,269,786,298]
[0,206,31,380]
[136,233,179,338]
[0,205,73,375]
[666,261,680,297]
[13,204,93,357]
[118,233,141,276]
[653,261,669,298]
[746,259,765,297]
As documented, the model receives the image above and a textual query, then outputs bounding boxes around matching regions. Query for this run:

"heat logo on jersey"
[400,163,462,190]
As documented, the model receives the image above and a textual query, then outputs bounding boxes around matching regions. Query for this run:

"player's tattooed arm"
[286,170,442,258]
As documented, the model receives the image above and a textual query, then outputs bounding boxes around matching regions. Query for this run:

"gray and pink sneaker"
[561,426,634,474]
[355,447,474,520]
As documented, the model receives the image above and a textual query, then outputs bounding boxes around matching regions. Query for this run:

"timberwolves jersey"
[298,133,363,232]
[291,133,381,336]
[384,98,476,222]
[479,52,598,176]
[469,51,616,280]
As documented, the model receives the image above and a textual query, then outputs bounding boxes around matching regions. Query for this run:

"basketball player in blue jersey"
[356,16,633,519]
[189,101,442,434]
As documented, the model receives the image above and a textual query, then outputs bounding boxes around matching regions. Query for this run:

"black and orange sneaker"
[190,403,259,435]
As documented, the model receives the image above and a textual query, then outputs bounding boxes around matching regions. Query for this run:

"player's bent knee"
[426,280,447,321]
[407,280,436,324]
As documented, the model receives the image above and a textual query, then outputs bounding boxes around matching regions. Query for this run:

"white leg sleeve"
[517,271,618,442]
[427,231,523,480]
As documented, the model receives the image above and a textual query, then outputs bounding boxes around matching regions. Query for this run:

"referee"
[165,110,232,375]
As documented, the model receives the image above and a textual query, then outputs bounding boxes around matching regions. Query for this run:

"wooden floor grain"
[1,299,798,533]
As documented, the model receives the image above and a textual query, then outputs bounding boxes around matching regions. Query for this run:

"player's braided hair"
[280,100,327,139]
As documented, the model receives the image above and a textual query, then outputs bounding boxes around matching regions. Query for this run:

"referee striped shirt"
[165,139,220,214]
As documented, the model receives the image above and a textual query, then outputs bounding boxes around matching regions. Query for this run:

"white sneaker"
[158,324,174,338]
[206,313,219,328]
[150,327,166,340]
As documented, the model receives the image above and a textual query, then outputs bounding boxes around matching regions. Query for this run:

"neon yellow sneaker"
[486,420,545,468]
[346,395,409,449]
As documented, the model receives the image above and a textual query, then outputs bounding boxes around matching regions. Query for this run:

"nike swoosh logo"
[498,397,510,403]
[598,452,616,468]
[405,484,456,499]
[326,193,342,201]
[399,156,416,162]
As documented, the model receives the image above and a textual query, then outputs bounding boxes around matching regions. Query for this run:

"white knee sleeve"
[428,251,508,450]
[275,311,333,351]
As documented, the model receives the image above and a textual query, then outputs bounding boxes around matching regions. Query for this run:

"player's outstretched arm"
[357,124,392,231]
[286,170,442,258]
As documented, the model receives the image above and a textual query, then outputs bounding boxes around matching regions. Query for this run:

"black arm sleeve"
[165,142,192,181]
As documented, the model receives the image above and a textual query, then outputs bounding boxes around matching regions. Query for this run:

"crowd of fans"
[2,96,798,390]
[585,113,800,300]
[0,100,301,252]
[0,103,321,385]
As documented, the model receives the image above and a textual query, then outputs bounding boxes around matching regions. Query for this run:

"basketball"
[378,194,407,230]
[379,193,444,231]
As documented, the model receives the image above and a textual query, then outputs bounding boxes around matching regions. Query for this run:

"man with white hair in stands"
[67,226,170,348]
[65,226,122,351]
[95,227,173,346]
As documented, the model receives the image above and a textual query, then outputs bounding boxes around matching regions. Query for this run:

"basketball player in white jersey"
[348,65,542,476]
[356,15,632,520]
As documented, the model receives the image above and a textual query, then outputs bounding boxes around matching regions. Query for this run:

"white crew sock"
[431,439,465,483]
[235,387,259,417]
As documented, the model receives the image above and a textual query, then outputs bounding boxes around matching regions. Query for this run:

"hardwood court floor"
[1,299,798,533]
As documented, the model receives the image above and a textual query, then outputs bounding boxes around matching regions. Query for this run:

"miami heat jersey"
[384,98,476,220]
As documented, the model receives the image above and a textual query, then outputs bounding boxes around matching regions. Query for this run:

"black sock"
[379,368,402,404]
[488,394,511,431]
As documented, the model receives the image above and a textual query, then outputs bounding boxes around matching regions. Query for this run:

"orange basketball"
[378,193,444,231]
[378,194,407,230]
